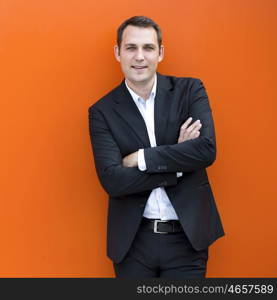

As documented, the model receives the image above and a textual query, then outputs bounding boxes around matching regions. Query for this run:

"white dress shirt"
[125,74,179,220]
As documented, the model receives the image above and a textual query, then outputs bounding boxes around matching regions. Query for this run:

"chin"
[130,74,152,84]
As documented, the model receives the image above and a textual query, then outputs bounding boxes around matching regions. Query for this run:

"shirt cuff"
[177,172,183,178]
[138,149,147,171]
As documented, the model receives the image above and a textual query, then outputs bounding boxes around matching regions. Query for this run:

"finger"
[178,130,187,142]
[184,123,201,140]
[181,120,200,139]
[195,131,200,138]
[187,123,201,138]
[187,120,201,132]
[178,117,193,142]
[191,130,200,139]
[180,121,202,142]
[190,124,201,135]
[180,117,193,130]
[186,131,198,141]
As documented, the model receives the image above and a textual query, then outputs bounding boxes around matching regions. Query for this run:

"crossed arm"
[88,79,216,197]
[123,117,203,167]
[89,107,179,197]
[123,80,216,173]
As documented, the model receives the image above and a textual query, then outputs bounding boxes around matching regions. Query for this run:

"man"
[88,16,224,278]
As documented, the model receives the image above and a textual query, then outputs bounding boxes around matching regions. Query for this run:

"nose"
[134,48,144,61]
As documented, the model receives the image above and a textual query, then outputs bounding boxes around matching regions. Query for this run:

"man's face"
[114,25,164,85]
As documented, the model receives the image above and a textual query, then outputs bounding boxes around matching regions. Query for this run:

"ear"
[114,45,121,62]
[158,45,164,62]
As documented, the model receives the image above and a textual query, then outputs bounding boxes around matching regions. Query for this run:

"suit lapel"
[112,73,173,148]
[112,80,151,148]
[154,73,172,146]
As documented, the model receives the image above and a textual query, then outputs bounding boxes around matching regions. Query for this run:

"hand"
[122,151,138,167]
[178,117,202,143]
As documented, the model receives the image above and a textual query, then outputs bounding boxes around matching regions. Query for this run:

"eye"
[145,46,154,50]
[126,46,136,50]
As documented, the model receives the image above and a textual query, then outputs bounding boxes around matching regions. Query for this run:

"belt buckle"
[154,220,168,234]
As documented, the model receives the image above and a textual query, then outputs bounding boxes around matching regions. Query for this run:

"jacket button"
[158,165,167,170]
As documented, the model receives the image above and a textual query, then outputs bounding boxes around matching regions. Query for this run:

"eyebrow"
[124,43,156,47]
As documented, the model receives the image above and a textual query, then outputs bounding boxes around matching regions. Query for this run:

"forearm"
[143,135,216,173]
[89,106,177,198]
[95,163,177,197]
[142,79,217,173]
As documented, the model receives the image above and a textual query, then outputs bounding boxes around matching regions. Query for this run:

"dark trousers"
[113,221,209,278]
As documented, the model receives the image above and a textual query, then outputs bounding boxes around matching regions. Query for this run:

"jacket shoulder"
[157,73,203,93]
[88,83,122,112]
[163,74,202,87]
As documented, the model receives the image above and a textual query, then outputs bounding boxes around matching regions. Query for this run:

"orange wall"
[0,0,276,277]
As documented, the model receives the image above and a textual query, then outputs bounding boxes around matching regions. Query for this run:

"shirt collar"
[125,73,157,103]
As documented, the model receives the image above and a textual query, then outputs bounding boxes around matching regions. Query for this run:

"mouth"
[131,66,147,70]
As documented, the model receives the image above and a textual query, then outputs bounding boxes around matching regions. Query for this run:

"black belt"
[141,217,183,234]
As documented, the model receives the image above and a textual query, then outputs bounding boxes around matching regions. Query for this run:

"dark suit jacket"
[88,73,225,263]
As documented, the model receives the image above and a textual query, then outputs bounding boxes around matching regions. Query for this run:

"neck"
[126,76,155,100]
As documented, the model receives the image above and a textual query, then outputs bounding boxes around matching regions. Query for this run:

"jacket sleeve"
[143,79,216,173]
[88,106,178,197]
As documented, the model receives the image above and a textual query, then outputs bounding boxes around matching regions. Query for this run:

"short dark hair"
[117,16,162,50]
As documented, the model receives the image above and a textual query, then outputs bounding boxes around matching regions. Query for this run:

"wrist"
[134,151,138,167]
